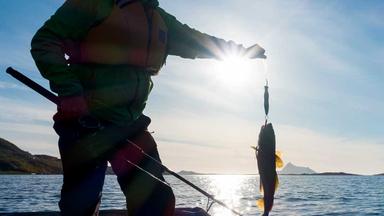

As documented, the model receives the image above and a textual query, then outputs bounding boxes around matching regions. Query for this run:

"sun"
[212,54,258,89]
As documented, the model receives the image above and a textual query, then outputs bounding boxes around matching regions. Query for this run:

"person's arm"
[31,0,113,120]
[30,0,113,97]
[158,8,265,60]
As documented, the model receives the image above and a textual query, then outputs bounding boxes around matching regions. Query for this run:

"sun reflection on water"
[206,175,248,216]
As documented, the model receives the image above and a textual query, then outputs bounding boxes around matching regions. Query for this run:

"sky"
[0,0,383,175]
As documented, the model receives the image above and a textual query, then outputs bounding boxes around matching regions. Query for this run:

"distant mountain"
[278,162,316,175]
[0,138,62,174]
[278,162,362,175]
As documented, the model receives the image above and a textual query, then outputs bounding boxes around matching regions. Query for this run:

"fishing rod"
[6,67,243,216]
[6,67,102,130]
[6,67,59,104]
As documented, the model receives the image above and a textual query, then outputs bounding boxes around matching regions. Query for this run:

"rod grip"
[6,67,59,105]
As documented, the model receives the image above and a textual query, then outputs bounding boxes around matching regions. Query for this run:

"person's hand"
[245,44,266,59]
[55,95,88,121]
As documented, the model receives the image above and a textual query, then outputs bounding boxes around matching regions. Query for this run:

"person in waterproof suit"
[31,0,266,215]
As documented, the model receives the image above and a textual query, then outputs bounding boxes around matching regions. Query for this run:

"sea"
[0,175,383,216]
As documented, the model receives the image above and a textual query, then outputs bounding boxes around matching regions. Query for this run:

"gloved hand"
[245,44,267,59]
[227,40,247,56]
[54,95,89,121]
[224,41,266,59]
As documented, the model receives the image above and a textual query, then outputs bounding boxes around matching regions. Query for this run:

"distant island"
[278,162,316,175]
[278,162,360,176]
[0,137,382,176]
[308,172,359,176]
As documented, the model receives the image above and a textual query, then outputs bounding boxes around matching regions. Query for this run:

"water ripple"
[0,175,383,215]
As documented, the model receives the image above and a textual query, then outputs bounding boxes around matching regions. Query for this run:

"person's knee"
[110,130,162,178]
[130,130,158,152]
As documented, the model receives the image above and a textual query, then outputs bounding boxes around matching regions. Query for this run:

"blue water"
[0,175,383,215]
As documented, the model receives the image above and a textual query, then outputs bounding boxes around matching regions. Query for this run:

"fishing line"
[125,159,171,187]
[262,59,269,82]
[263,59,270,125]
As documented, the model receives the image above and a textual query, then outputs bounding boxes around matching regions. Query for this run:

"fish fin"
[275,175,279,191]
[256,198,264,210]
[275,152,284,168]
[276,151,282,157]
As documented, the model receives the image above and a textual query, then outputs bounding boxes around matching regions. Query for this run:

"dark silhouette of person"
[31,0,266,215]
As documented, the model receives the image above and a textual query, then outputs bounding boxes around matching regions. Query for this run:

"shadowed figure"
[30,0,266,215]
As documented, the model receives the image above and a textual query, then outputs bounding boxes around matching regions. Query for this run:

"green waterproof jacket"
[31,0,242,126]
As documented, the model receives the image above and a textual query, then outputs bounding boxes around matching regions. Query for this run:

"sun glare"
[212,55,260,90]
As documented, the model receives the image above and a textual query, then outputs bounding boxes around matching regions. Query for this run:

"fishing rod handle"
[6,67,102,130]
[6,67,59,105]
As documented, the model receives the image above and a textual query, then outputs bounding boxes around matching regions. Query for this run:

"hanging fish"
[251,81,283,216]
[252,124,283,216]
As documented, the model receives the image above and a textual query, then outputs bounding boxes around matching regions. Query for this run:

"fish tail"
[256,198,264,210]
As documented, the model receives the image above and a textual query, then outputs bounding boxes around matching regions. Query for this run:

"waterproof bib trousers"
[54,119,175,216]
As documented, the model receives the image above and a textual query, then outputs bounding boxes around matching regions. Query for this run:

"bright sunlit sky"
[0,0,383,175]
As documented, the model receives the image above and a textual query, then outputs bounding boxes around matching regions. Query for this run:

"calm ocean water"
[0,175,383,215]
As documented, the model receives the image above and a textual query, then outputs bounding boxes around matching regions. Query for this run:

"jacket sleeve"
[30,0,113,96]
[158,8,245,60]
